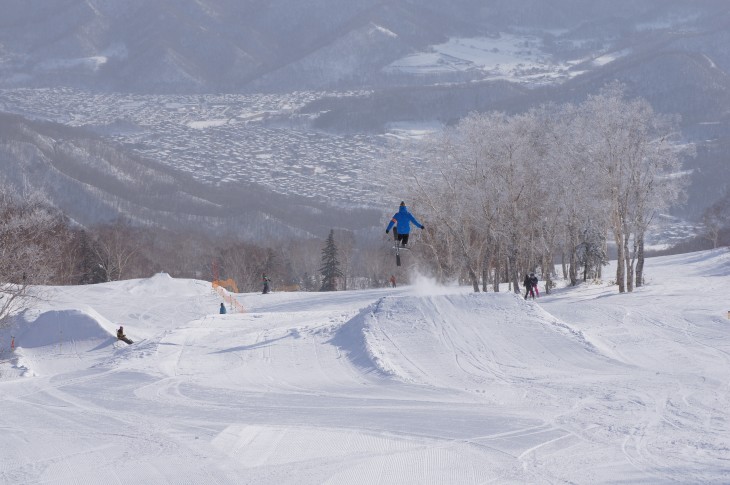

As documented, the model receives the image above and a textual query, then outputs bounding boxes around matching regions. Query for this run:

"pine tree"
[319,229,343,291]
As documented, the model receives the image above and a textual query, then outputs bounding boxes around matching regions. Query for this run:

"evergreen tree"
[319,229,343,291]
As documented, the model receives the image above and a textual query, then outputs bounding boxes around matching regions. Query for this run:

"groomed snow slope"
[0,250,729,484]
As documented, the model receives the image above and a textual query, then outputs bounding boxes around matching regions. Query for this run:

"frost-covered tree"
[88,218,146,282]
[412,152,483,289]
[578,83,688,292]
[701,189,730,249]
[575,223,608,281]
[410,109,561,292]
[0,189,69,325]
[399,83,689,294]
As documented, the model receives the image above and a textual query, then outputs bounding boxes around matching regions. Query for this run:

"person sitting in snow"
[117,326,133,345]
[219,302,227,314]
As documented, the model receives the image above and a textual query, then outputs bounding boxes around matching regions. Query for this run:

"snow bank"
[16,308,116,348]
[126,272,207,297]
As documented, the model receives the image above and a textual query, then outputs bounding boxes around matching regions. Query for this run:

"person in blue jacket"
[385,201,424,248]
[219,302,227,314]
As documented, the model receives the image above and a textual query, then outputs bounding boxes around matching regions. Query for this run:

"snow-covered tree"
[575,223,608,281]
[399,83,689,294]
[701,189,730,249]
[578,83,689,292]
[0,189,69,325]
[88,218,146,282]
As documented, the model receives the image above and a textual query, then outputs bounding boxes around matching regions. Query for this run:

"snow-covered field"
[1,250,729,483]
[385,34,580,85]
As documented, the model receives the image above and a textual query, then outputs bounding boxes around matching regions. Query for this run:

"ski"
[393,242,411,266]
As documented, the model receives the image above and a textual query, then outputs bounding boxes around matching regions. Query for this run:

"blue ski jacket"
[386,205,423,234]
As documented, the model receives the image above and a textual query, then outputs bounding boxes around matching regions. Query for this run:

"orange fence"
[213,278,238,293]
[213,279,246,313]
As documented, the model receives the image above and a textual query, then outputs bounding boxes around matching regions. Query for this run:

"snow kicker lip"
[331,292,624,389]
[328,299,391,378]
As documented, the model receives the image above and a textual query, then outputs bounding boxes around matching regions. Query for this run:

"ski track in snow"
[1,251,730,483]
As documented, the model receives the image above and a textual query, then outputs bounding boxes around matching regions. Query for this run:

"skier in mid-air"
[385,201,424,248]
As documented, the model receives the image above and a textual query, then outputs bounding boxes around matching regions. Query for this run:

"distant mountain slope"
[0,112,379,239]
[1,0,726,93]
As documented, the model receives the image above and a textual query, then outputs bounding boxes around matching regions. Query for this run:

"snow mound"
[357,292,622,389]
[17,308,116,349]
[126,272,207,297]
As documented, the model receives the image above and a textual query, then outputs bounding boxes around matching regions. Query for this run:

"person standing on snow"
[262,273,270,294]
[389,275,397,288]
[530,272,539,297]
[219,302,227,314]
[385,201,424,248]
[523,273,535,300]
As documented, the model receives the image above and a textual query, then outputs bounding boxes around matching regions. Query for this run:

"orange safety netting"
[213,280,246,313]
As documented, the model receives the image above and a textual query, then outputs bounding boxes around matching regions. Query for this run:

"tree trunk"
[543,254,552,295]
[598,238,606,279]
[493,251,501,293]
[469,267,480,293]
[508,253,520,294]
[569,245,578,286]
[506,256,511,292]
[635,235,645,287]
[482,252,491,292]
[624,232,634,293]
[614,230,626,293]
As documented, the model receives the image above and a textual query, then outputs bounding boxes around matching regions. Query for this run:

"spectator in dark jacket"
[523,274,535,300]
[530,272,539,297]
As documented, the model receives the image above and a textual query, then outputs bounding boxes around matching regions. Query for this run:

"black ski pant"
[393,227,409,246]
